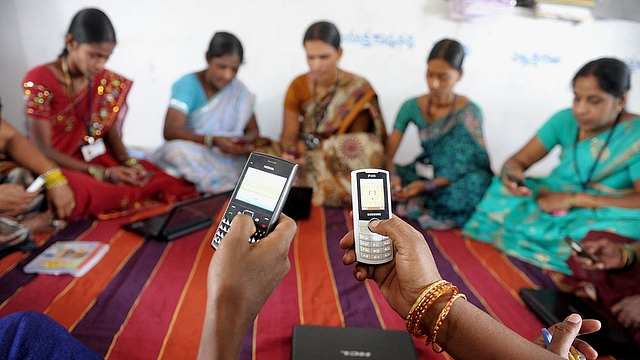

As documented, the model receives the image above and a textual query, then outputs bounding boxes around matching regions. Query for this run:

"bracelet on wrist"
[41,168,69,190]
[204,134,215,149]
[568,193,577,208]
[123,158,139,167]
[404,279,466,352]
[620,243,638,270]
[424,181,436,192]
[88,165,106,181]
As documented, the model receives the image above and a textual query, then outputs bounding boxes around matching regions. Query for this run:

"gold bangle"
[123,158,138,167]
[430,292,466,353]
[88,165,105,181]
[569,193,577,208]
[44,179,68,190]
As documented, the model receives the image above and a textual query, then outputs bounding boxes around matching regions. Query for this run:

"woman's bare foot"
[19,212,66,233]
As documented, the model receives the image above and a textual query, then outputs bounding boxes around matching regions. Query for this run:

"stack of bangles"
[41,168,68,190]
[619,243,638,270]
[405,279,466,352]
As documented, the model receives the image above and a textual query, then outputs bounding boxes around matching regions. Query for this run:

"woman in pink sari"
[23,8,196,220]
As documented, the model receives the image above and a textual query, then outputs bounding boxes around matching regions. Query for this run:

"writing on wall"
[512,52,562,67]
[343,30,415,49]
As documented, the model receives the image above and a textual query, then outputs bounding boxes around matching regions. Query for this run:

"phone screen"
[235,167,287,212]
[355,171,391,221]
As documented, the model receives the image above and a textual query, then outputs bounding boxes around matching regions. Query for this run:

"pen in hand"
[541,328,586,360]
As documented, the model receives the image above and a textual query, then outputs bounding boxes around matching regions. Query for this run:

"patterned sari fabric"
[463,109,640,274]
[23,66,196,220]
[151,76,255,193]
[393,99,493,229]
[285,73,387,207]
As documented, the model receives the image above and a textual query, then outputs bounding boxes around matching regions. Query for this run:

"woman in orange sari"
[23,8,196,220]
[280,21,387,207]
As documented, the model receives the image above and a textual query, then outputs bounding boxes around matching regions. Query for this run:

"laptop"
[291,325,418,360]
[520,288,640,358]
[122,192,230,241]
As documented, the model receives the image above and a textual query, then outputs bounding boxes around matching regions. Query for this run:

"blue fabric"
[0,311,102,360]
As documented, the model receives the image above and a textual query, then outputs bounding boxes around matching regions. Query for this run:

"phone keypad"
[356,221,392,262]
[211,208,270,248]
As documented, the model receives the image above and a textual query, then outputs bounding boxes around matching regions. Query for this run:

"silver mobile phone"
[211,152,297,249]
[351,169,393,264]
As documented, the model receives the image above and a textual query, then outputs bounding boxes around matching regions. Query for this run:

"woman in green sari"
[386,39,493,230]
[463,58,640,274]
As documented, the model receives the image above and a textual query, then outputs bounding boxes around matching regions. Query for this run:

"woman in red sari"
[23,8,196,220]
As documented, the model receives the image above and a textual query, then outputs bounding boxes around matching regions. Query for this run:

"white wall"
[1,0,639,176]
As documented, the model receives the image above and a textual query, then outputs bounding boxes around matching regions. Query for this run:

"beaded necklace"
[424,93,457,123]
[573,112,622,190]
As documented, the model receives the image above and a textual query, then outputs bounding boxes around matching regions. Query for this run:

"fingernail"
[567,313,581,324]
[369,219,380,228]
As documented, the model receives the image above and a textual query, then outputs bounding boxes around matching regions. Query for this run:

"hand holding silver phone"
[351,169,393,265]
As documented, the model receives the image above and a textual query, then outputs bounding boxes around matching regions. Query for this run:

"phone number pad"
[357,225,392,261]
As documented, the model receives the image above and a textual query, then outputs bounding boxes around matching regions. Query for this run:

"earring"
[617,105,624,113]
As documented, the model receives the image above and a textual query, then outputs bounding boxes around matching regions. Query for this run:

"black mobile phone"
[564,236,599,263]
[505,173,527,187]
[211,152,298,249]
[351,169,393,265]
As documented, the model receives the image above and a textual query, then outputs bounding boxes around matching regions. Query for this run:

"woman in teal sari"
[151,32,258,194]
[386,39,493,230]
[463,58,640,274]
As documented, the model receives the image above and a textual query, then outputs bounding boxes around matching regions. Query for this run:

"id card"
[415,162,434,180]
[81,138,106,162]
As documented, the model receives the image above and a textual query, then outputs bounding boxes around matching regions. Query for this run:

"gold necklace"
[60,57,75,99]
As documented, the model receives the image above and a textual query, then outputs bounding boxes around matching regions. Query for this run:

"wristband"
[123,158,138,167]
[424,181,436,192]
[88,165,106,181]
[204,134,215,149]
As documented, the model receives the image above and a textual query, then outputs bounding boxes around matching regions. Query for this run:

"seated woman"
[463,57,640,274]
[151,32,258,194]
[280,21,387,207]
[23,8,196,220]
[386,39,492,230]
[0,99,75,253]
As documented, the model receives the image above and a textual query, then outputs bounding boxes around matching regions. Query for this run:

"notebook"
[291,325,418,360]
[122,192,230,241]
[519,288,640,358]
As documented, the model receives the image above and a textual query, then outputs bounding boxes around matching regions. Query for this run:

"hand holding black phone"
[211,152,297,249]
[564,236,599,263]
[505,173,527,187]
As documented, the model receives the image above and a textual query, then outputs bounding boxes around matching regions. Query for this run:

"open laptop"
[291,325,418,360]
[520,288,640,358]
[122,192,230,241]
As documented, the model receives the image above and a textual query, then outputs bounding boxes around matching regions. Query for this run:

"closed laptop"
[291,325,418,360]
